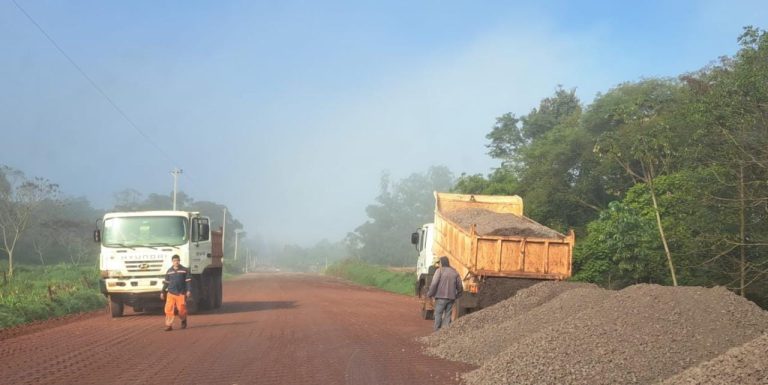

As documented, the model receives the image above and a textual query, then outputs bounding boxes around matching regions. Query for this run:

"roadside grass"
[0,263,106,329]
[325,259,415,296]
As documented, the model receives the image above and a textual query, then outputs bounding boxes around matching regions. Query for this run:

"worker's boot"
[164,326,172,332]
[181,320,187,329]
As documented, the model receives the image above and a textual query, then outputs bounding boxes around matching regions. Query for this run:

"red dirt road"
[0,273,474,385]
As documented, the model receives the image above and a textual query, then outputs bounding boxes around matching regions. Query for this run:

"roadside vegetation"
[0,263,106,328]
[1,26,767,330]
[325,259,414,296]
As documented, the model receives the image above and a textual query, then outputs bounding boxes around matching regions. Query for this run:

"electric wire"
[11,0,184,173]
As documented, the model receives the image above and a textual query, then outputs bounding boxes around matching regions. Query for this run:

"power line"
[11,0,181,169]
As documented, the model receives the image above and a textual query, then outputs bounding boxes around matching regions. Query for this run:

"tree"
[0,166,60,277]
[351,166,454,266]
[680,26,768,298]
[589,79,687,286]
[482,87,606,233]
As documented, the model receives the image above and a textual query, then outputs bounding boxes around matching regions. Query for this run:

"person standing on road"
[427,256,463,331]
[160,255,191,331]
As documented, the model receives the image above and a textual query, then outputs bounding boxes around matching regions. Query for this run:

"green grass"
[325,259,415,296]
[0,263,106,329]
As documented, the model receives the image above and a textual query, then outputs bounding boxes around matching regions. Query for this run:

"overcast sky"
[1,1,766,246]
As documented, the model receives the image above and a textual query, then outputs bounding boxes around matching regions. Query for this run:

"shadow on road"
[213,301,297,314]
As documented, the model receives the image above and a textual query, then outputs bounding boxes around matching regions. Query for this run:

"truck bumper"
[99,277,164,296]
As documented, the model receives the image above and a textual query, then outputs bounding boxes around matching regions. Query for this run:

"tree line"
[0,166,245,278]
[347,27,768,307]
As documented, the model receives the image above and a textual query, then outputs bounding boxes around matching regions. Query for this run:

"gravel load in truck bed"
[660,333,768,385]
[422,282,768,385]
[442,208,564,238]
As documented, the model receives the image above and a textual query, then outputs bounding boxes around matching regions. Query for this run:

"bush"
[325,259,415,295]
[0,264,106,329]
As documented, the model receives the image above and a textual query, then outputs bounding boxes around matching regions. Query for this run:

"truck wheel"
[188,276,201,313]
[187,296,198,314]
[213,275,222,308]
[201,275,215,310]
[419,282,434,320]
[109,296,124,318]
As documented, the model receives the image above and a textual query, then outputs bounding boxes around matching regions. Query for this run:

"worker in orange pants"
[160,255,191,331]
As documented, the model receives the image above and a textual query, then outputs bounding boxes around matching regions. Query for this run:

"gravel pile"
[421,281,592,348]
[422,283,768,385]
[443,208,563,238]
[660,333,768,385]
[476,277,541,309]
[428,286,612,365]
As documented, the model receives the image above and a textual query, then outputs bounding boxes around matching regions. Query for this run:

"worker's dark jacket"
[162,265,191,295]
[427,266,463,300]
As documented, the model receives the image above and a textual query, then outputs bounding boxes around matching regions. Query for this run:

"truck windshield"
[103,216,188,247]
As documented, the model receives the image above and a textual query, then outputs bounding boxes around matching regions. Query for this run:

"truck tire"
[109,296,124,318]
[201,275,214,310]
[213,275,222,309]
[419,279,434,320]
[187,296,198,314]
[453,295,475,319]
[421,307,434,320]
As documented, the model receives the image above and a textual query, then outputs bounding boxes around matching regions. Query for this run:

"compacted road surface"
[0,273,473,385]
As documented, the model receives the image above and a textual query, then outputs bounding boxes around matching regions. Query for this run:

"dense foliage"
[451,27,768,307]
[0,263,105,328]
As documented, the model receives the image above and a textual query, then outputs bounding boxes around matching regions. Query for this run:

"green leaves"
[473,27,768,304]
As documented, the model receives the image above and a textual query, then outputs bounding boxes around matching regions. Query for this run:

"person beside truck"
[427,256,463,331]
[161,255,191,331]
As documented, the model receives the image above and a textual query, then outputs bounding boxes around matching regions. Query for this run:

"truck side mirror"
[411,232,419,245]
[93,229,101,243]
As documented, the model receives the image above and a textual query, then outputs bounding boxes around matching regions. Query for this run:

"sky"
[1,0,766,247]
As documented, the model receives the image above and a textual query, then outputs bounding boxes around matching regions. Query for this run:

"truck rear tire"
[213,275,222,309]
[201,275,215,310]
[419,279,434,320]
[109,296,124,318]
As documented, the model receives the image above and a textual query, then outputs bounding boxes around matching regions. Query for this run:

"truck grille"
[125,260,164,273]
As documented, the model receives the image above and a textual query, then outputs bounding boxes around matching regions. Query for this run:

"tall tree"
[589,79,687,286]
[682,26,768,298]
[0,166,60,277]
[351,166,454,266]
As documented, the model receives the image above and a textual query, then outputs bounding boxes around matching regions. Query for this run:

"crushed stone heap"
[660,333,768,385]
[421,281,768,385]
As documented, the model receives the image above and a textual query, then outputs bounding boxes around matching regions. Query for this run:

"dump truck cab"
[94,210,223,317]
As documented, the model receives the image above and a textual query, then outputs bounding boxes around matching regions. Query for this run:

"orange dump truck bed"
[432,192,574,293]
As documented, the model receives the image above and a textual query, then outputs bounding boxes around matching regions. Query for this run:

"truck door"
[190,217,211,274]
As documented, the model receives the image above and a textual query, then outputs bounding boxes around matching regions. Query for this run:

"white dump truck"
[94,210,223,317]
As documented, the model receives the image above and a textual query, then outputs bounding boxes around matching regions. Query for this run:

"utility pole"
[221,208,227,255]
[171,168,183,210]
[234,229,242,261]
